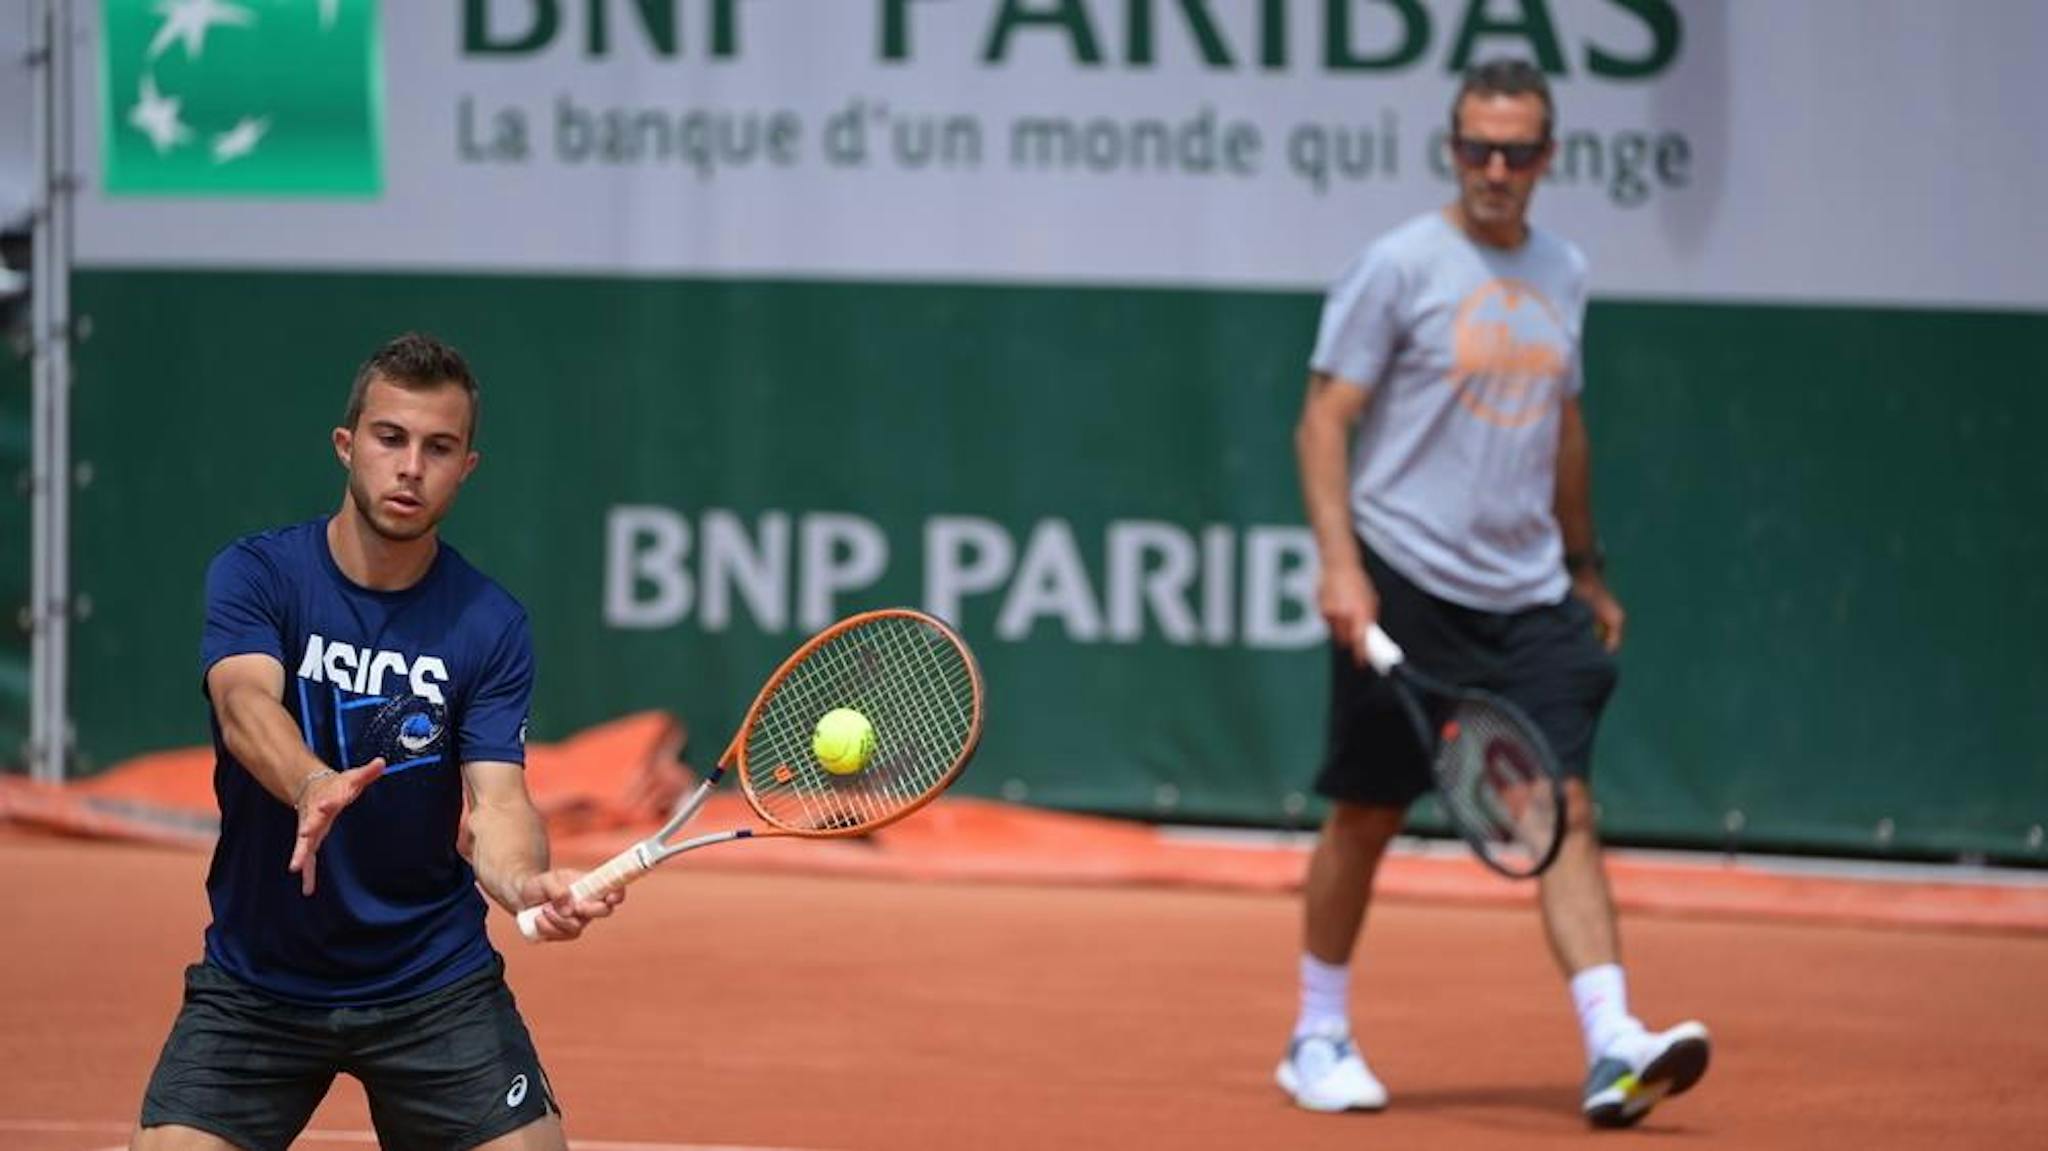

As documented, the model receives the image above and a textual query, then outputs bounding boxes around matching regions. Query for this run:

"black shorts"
[1316,542,1619,809]
[139,957,559,1151]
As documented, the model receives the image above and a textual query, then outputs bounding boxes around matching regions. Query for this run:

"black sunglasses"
[1451,137,1548,171]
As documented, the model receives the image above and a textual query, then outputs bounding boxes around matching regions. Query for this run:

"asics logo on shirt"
[296,633,450,706]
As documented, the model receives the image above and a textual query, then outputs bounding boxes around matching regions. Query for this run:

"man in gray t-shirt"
[1311,208,1586,611]
[1276,59,1711,1129]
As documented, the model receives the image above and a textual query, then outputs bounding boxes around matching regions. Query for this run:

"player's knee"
[1562,779,1601,837]
[132,1124,242,1151]
[1326,801,1405,850]
[468,1116,568,1151]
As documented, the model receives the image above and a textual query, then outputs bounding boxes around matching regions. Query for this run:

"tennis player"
[1277,59,1711,1127]
[131,333,619,1151]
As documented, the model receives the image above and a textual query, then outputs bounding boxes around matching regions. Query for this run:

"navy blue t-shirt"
[198,518,533,1005]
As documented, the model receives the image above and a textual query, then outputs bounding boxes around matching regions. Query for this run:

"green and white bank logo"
[101,0,382,196]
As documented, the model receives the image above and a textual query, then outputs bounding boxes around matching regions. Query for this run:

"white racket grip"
[515,846,651,943]
[1362,623,1406,675]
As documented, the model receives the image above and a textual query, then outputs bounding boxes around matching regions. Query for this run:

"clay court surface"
[3,832,2045,1151]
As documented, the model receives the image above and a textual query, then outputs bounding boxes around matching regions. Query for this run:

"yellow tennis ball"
[812,707,876,776]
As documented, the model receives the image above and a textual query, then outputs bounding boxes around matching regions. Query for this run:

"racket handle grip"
[1362,623,1405,675]
[514,846,651,943]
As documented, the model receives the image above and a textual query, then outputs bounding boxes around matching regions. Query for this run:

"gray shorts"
[139,957,559,1151]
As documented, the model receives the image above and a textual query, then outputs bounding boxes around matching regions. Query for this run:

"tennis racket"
[517,608,985,941]
[1361,623,1566,879]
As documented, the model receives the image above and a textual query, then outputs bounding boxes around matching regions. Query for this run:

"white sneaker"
[1582,1020,1712,1128]
[1275,1023,1389,1112]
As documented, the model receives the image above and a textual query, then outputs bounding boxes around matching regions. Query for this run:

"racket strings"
[742,615,978,833]
[790,628,972,825]
[1435,700,1558,871]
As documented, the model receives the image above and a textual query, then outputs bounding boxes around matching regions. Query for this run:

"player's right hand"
[517,869,625,943]
[1318,565,1380,667]
[289,757,387,896]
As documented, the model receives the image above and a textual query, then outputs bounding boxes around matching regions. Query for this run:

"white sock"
[1295,953,1351,1038]
[1570,963,1646,1063]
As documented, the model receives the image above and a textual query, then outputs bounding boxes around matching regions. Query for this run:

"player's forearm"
[466,801,552,913]
[1295,412,1364,574]
[215,685,337,808]
[1555,461,1597,559]
[1554,403,1599,562]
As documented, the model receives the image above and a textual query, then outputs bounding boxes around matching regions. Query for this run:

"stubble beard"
[347,471,439,543]
[1465,187,1519,228]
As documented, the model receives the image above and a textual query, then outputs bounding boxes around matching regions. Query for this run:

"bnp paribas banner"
[79,0,2048,311]
[61,1,2048,859]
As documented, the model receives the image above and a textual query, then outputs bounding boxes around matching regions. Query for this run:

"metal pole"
[27,0,51,781]
[26,0,72,785]
[48,0,73,784]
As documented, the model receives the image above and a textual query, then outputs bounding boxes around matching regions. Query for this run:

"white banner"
[74,0,2048,310]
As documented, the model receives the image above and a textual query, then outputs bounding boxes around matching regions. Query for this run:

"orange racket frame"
[517,608,984,941]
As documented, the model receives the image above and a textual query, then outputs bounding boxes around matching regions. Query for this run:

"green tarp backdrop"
[58,271,2048,862]
[1,341,26,767]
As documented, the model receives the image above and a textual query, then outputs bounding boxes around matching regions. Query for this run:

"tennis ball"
[812,707,877,776]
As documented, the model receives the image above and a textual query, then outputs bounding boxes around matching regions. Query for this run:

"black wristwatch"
[1565,542,1607,576]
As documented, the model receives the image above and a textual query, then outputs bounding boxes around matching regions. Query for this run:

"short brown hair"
[343,332,481,442]
[1451,57,1555,140]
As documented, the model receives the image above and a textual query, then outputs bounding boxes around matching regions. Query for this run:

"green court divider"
[0,342,28,770]
[60,270,2048,863]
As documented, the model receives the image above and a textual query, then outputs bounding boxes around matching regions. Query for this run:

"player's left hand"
[291,757,387,896]
[517,869,625,942]
[1572,573,1626,652]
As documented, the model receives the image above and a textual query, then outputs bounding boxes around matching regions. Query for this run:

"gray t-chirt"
[1310,209,1588,612]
